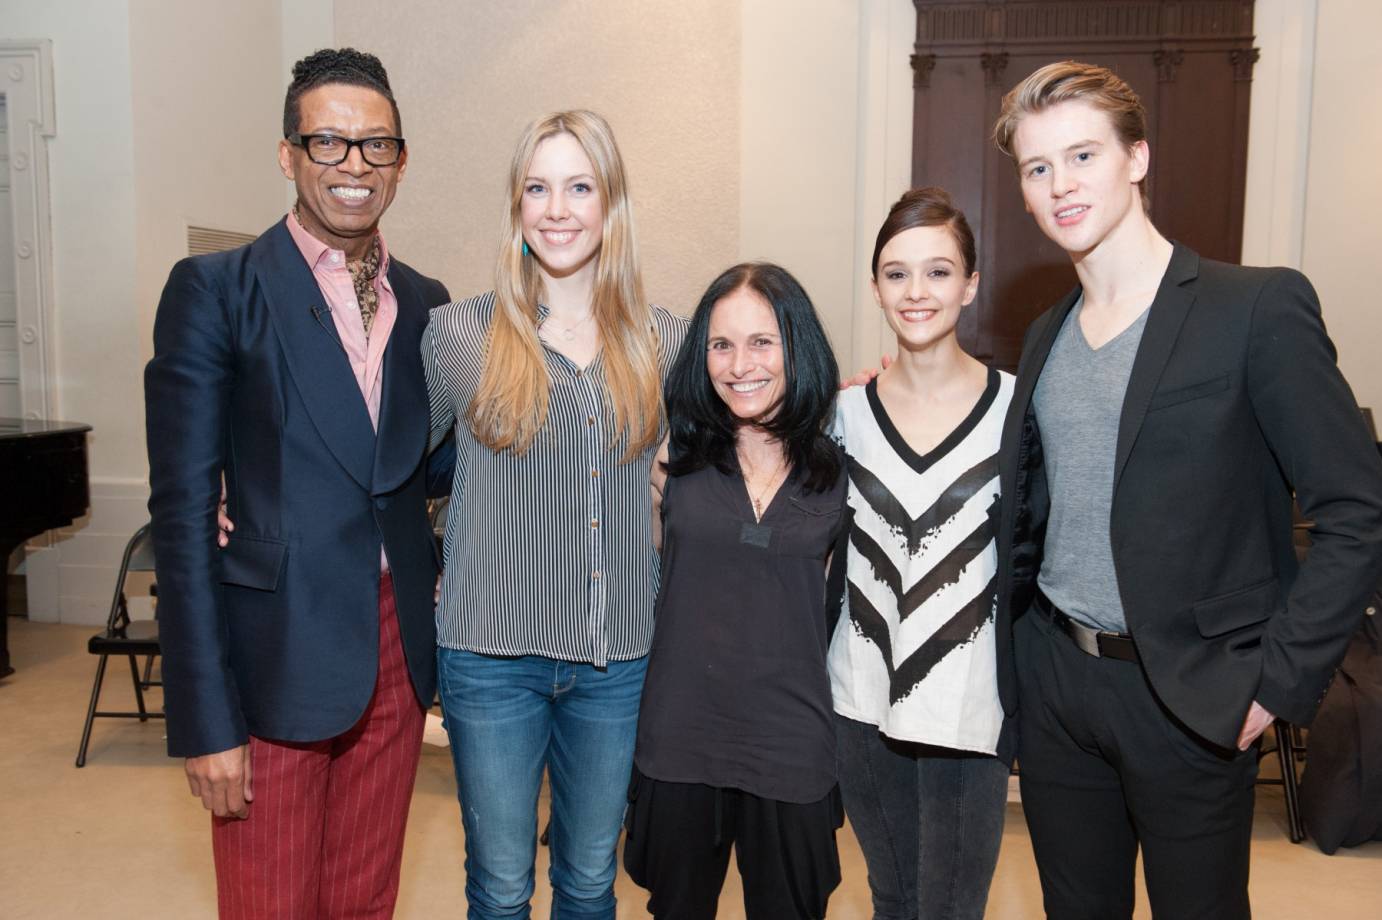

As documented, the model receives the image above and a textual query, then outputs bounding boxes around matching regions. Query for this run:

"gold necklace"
[739,447,787,522]
[543,311,594,342]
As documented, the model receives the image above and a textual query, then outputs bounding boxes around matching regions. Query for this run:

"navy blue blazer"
[145,219,450,758]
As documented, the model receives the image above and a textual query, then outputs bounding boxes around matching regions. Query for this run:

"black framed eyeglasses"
[286,133,406,167]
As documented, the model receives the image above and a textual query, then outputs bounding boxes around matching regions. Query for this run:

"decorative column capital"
[911,53,937,89]
[1154,49,1185,83]
[1230,47,1261,82]
[980,51,1010,87]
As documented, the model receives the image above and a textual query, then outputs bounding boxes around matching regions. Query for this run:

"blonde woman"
[422,111,686,918]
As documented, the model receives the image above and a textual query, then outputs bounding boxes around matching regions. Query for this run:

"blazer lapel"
[1005,286,1082,443]
[1113,244,1200,492]
[254,220,376,491]
[371,263,429,495]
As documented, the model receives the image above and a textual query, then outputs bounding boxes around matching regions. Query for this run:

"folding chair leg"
[1275,720,1305,844]
[76,654,109,768]
[128,655,149,721]
[141,654,155,689]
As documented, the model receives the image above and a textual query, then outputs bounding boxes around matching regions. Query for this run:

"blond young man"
[991,61,1382,918]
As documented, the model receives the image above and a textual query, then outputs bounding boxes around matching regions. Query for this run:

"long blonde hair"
[467,110,663,460]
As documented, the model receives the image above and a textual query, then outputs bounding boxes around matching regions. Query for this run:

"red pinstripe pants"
[211,573,425,919]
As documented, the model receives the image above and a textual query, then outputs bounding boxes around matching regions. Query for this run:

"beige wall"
[739,0,861,359]
[739,0,915,374]
[129,0,290,365]
[1300,0,1382,415]
[334,0,740,315]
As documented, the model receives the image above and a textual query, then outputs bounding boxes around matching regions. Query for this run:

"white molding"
[0,40,57,420]
[851,0,917,372]
[1241,0,1316,269]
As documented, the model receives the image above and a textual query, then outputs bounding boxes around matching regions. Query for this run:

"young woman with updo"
[829,188,1015,920]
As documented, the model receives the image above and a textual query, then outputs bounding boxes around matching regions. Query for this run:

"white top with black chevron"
[827,369,1012,754]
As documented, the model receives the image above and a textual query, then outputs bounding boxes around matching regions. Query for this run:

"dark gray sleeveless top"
[634,452,848,803]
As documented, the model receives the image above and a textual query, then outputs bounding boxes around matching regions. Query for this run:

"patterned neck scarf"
[347,236,383,339]
[295,203,383,338]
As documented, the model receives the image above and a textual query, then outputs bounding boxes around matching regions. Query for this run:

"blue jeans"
[835,714,1009,920]
[436,649,646,920]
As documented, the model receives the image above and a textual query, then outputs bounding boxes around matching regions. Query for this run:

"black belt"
[1034,590,1139,663]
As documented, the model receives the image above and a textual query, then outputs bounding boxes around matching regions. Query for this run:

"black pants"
[1014,608,1259,920]
[623,769,843,919]
[835,715,1009,920]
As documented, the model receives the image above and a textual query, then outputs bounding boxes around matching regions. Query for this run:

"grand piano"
[0,418,92,677]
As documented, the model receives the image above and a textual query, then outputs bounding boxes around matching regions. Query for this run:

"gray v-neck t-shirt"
[1032,297,1150,632]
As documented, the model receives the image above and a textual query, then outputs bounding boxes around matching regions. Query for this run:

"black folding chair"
[1262,719,1308,843]
[75,524,163,766]
[1252,512,1314,842]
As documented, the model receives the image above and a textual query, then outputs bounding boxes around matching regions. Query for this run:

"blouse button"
[592,571,602,580]
[590,519,600,529]
[586,416,596,426]
[591,469,600,478]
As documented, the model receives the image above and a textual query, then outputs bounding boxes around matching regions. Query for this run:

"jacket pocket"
[218,535,288,591]
[1192,576,1278,638]
[1147,374,1230,412]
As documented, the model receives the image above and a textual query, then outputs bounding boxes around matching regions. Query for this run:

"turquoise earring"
[522,241,530,256]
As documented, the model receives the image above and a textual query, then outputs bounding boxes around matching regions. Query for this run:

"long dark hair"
[664,262,841,492]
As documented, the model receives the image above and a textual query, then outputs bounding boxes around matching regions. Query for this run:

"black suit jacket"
[996,243,1382,750]
[145,219,450,758]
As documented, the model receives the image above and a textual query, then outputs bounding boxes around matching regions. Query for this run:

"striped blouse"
[421,292,688,666]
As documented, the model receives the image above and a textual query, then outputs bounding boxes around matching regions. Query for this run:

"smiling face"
[1012,98,1149,258]
[706,286,786,423]
[872,224,978,352]
[277,83,405,258]
[519,132,605,283]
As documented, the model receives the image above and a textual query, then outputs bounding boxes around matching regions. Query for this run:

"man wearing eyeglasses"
[144,48,449,918]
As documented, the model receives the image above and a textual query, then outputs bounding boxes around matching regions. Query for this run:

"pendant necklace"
[545,311,594,342]
[740,448,787,522]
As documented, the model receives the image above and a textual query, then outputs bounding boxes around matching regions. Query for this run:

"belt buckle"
[1070,623,1102,657]
[1095,630,1134,662]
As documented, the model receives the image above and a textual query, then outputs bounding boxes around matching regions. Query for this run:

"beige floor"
[2,619,1379,919]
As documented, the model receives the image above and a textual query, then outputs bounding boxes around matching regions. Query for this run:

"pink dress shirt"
[286,211,398,430]
[286,211,398,569]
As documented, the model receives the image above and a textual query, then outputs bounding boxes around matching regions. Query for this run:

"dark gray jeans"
[835,714,1009,920]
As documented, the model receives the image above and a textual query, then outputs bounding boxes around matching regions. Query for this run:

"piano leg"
[0,537,19,678]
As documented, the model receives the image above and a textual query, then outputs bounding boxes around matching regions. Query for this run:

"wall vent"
[187,225,257,256]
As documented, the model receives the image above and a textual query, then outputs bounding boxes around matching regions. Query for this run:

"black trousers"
[623,769,843,919]
[1014,608,1258,920]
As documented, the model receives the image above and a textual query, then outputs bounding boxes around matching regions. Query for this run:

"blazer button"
[1367,605,1377,616]
[375,497,389,510]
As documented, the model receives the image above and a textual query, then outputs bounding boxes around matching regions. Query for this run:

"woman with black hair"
[623,262,848,919]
